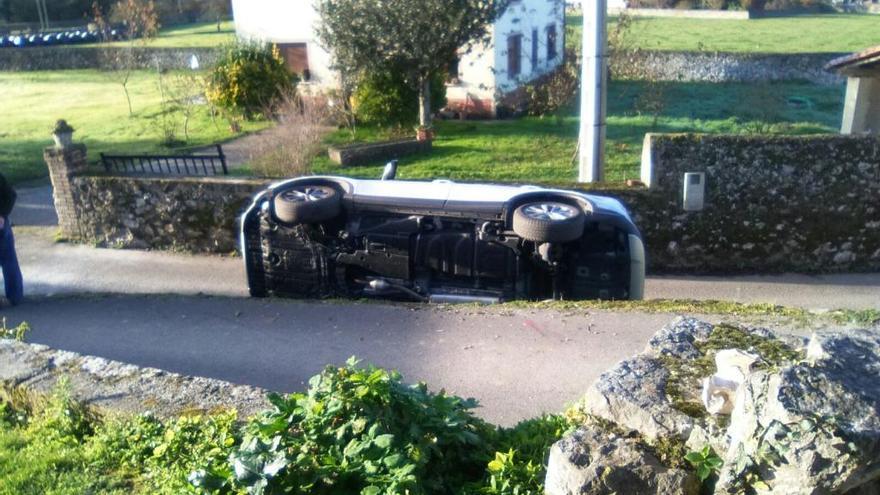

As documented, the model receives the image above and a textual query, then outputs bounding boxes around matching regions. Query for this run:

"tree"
[104,0,159,116]
[315,0,508,130]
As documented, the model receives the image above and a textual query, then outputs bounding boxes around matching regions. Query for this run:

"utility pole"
[578,0,607,183]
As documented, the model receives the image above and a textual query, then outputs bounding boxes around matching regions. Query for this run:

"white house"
[231,0,566,118]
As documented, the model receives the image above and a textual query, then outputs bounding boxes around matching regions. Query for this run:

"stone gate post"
[44,143,87,239]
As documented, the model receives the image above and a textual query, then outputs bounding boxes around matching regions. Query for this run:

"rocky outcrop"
[545,426,700,495]
[717,330,880,494]
[0,339,269,418]
[547,317,880,495]
[584,355,696,441]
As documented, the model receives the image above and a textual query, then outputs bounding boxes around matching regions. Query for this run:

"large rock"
[545,425,700,495]
[717,330,880,494]
[583,354,696,441]
[582,317,719,442]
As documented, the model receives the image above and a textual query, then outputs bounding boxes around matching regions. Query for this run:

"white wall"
[230,0,336,86]
[446,37,498,107]
[492,0,566,94]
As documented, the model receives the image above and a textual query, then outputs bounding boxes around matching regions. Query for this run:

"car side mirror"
[382,160,398,181]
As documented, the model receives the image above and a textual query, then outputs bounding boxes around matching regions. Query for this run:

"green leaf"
[752,480,771,490]
[361,486,381,495]
[383,453,405,468]
[684,452,704,464]
[697,465,712,481]
[374,434,394,449]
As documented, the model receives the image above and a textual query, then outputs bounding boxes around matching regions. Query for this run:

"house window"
[276,42,310,79]
[547,25,558,61]
[447,55,461,84]
[508,34,522,78]
[531,29,539,71]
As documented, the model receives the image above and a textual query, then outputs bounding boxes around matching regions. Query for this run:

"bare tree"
[103,0,159,117]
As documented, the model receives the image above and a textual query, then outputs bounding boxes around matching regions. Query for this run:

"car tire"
[512,201,585,243]
[274,185,341,224]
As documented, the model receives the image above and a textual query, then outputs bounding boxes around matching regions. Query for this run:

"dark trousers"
[0,217,23,305]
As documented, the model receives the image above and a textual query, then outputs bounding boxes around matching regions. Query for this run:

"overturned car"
[241,166,644,303]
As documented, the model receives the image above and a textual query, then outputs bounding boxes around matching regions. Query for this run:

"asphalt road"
[3,295,675,426]
[3,188,879,425]
[12,226,880,310]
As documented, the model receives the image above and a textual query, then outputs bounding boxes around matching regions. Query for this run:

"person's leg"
[0,218,23,305]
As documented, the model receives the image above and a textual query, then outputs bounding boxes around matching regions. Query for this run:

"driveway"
[11,225,880,310]
[0,294,685,425]
[3,186,879,425]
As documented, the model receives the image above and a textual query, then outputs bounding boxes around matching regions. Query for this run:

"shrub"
[740,0,768,9]
[206,40,295,120]
[703,0,730,9]
[247,91,333,178]
[470,415,573,495]
[353,70,447,126]
[524,49,580,123]
[208,357,493,494]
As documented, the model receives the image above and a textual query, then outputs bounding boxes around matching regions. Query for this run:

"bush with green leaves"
[206,40,295,119]
[92,411,240,494]
[208,357,493,494]
[524,50,580,123]
[354,70,447,126]
[0,360,580,495]
[469,415,572,495]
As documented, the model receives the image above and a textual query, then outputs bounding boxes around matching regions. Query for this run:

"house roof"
[825,45,880,77]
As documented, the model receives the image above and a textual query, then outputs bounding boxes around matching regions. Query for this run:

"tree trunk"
[122,82,133,117]
[418,77,431,128]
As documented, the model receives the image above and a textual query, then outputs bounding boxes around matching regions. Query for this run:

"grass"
[0,70,267,184]
[568,13,880,53]
[0,73,842,186]
[85,20,235,49]
[501,298,880,327]
[309,79,842,184]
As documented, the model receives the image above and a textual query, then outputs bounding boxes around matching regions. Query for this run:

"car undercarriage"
[241,175,644,304]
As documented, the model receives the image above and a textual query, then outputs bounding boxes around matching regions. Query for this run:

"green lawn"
[0,72,844,186]
[85,20,235,48]
[311,80,843,184]
[0,70,266,184]
[568,13,880,53]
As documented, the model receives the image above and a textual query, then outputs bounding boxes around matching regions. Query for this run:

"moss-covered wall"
[616,133,880,273]
[70,175,268,253]
[67,133,880,273]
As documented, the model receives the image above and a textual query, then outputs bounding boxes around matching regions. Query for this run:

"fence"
[100,145,228,177]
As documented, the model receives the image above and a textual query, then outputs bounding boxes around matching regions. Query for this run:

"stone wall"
[617,133,880,273]
[328,139,433,167]
[0,338,269,419]
[0,46,221,71]
[70,174,267,253]
[44,135,880,273]
[1,44,842,86]
[612,50,845,85]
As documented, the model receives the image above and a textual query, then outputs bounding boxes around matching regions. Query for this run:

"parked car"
[240,164,645,303]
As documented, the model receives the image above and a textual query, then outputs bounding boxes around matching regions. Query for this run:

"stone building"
[826,45,880,135]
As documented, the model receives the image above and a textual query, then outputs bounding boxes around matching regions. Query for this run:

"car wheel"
[512,201,585,243]
[274,185,341,224]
